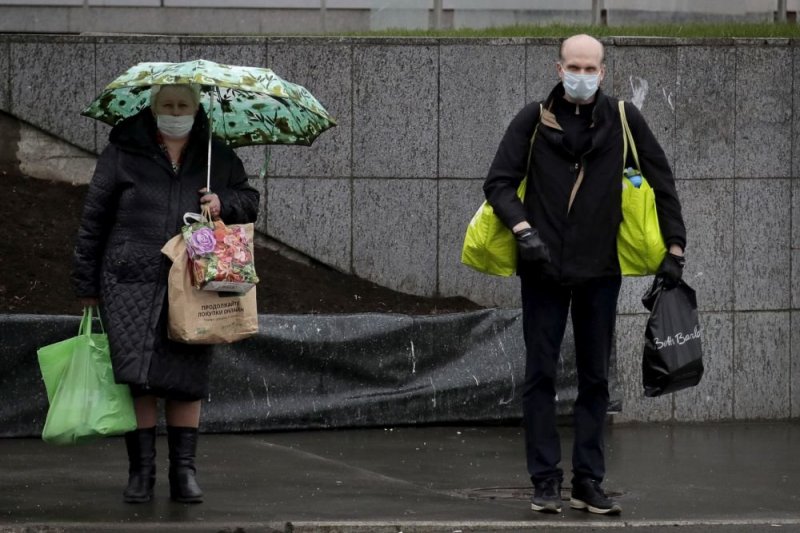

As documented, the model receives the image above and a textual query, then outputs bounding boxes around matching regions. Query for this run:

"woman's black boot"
[123,427,156,503]
[167,426,204,503]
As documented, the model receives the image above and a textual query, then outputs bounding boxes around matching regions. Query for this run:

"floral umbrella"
[83,59,336,148]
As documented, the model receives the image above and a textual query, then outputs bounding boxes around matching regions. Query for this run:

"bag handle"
[79,306,105,336]
[618,100,641,171]
[183,206,212,226]
[567,101,638,214]
[516,103,545,199]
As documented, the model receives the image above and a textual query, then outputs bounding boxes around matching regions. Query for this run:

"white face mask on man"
[156,114,195,139]
[562,70,600,102]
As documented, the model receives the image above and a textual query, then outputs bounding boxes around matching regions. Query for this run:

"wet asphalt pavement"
[1,422,799,532]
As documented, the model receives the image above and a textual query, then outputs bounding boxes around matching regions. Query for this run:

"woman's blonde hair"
[149,83,202,109]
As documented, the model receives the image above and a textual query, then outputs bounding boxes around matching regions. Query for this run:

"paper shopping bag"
[162,232,259,345]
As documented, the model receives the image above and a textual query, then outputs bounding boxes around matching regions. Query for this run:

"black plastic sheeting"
[0,310,619,437]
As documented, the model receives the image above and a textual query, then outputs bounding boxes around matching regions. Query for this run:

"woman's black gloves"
[657,252,686,288]
[514,228,550,264]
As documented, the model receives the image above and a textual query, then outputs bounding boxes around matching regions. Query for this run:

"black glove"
[514,228,550,265]
[657,252,685,288]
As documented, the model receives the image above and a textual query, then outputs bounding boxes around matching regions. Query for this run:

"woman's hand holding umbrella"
[199,188,221,219]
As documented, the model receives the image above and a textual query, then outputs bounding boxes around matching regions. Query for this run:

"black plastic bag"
[641,277,704,397]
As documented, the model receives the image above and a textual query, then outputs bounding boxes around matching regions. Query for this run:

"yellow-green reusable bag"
[461,105,542,276]
[461,179,527,276]
[618,101,666,276]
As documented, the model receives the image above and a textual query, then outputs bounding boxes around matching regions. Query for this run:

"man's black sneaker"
[570,478,622,515]
[531,478,562,513]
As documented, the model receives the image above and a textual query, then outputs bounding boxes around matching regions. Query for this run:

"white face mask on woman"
[156,114,195,139]
[562,71,600,102]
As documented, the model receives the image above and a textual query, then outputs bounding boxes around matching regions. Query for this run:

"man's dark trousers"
[520,273,621,484]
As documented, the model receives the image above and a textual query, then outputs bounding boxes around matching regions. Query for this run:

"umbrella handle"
[206,108,212,192]
[206,86,218,192]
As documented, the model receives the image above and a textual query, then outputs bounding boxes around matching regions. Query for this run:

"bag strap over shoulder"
[567,101,638,214]
[517,103,544,199]
[618,100,641,171]
[524,103,545,174]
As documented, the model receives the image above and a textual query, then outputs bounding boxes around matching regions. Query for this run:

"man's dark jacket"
[484,83,686,283]
[71,107,259,397]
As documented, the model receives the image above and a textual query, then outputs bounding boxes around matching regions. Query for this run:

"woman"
[71,83,259,504]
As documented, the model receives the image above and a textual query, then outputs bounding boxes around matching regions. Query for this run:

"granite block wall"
[794,46,800,179]
[10,36,96,153]
[267,41,352,180]
[1,34,797,422]
[734,43,793,178]
[352,43,438,179]
[674,45,736,181]
[793,312,800,418]
[794,179,800,309]
[438,41,526,179]
[267,177,352,273]
[0,41,8,112]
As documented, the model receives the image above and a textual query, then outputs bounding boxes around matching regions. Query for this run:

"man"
[483,34,686,515]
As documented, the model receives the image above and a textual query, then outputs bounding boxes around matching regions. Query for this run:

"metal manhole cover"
[459,486,623,502]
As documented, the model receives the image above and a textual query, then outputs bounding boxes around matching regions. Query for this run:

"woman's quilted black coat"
[71,107,259,398]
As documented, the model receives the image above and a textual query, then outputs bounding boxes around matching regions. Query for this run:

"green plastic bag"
[618,101,667,276]
[37,307,137,445]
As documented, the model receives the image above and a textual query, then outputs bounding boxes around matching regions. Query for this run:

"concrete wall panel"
[794,180,800,308]
[734,45,792,178]
[0,41,8,112]
[266,177,351,273]
[793,249,800,310]
[792,312,800,418]
[733,311,791,419]
[439,43,525,179]
[0,7,70,33]
[180,38,266,66]
[612,45,677,164]
[600,41,618,103]
[674,312,734,421]
[674,46,735,180]
[525,44,560,103]
[734,179,791,310]
[438,179,521,308]
[794,179,800,251]
[614,314,673,423]
[268,43,352,179]
[11,38,96,152]
[352,45,437,178]
[794,46,800,178]
[677,179,734,311]
[353,179,437,295]
[617,277,652,316]
[93,39,181,156]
